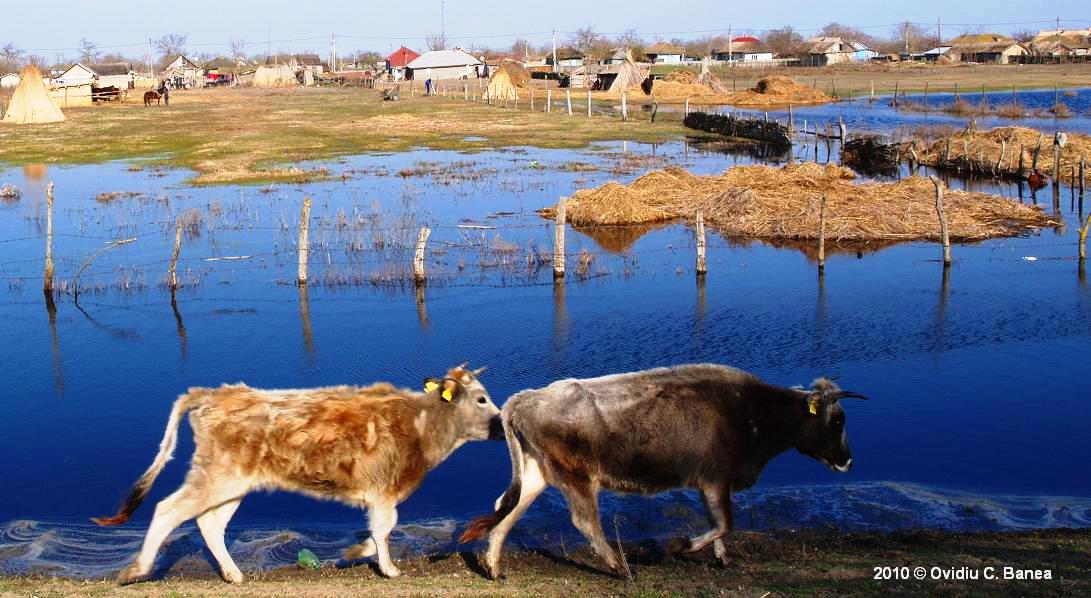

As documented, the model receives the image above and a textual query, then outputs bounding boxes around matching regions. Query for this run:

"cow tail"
[91,390,203,526]
[459,409,524,543]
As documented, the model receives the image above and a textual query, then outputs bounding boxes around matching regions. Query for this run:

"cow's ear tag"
[442,388,454,401]
[424,380,439,393]
[441,378,457,402]
[808,397,819,415]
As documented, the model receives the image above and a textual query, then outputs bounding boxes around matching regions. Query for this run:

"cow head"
[425,364,503,441]
[793,378,868,473]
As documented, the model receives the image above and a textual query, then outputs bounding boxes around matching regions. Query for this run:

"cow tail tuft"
[459,410,524,543]
[91,390,203,526]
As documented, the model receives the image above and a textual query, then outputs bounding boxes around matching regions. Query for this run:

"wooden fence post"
[930,176,951,266]
[530,88,534,111]
[413,226,431,285]
[43,182,54,293]
[685,97,690,116]
[651,100,658,123]
[869,80,874,103]
[695,210,707,275]
[1080,214,1090,261]
[1080,154,1086,195]
[566,89,572,115]
[553,198,566,279]
[817,194,827,272]
[546,89,552,112]
[787,104,793,135]
[297,195,311,285]
[587,90,592,117]
[838,116,847,142]
[1053,132,1066,187]
[169,216,182,290]
[621,91,628,121]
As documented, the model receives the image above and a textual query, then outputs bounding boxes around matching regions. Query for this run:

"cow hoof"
[379,564,402,578]
[222,569,244,584]
[116,564,146,585]
[665,537,692,555]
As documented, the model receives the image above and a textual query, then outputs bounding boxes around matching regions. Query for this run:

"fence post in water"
[1053,132,1066,188]
[1032,134,1043,171]
[817,194,827,273]
[1080,215,1090,261]
[892,82,898,108]
[869,80,874,103]
[695,210,707,276]
[566,90,572,115]
[1080,155,1086,195]
[1018,144,1025,176]
[787,104,794,135]
[924,81,929,107]
[169,216,182,290]
[553,198,566,279]
[413,226,431,285]
[930,176,951,267]
[297,196,311,286]
[43,182,55,293]
[954,82,960,102]
[651,100,658,123]
[838,116,847,142]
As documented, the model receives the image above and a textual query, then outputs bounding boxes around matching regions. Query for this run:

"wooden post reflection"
[551,279,568,357]
[415,284,430,328]
[171,290,188,361]
[933,264,950,360]
[814,269,828,354]
[45,290,64,398]
[299,284,315,357]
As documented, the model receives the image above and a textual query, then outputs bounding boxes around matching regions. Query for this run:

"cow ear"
[441,378,461,402]
[807,393,822,415]
[423,378,440,393]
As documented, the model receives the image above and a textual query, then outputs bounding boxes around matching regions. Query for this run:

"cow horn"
[471,366,487,377]
[832,391,869,401]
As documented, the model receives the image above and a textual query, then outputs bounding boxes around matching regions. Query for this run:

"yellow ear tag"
[424,381,439,393]
[808,398,819,415]
[441,388,454,402]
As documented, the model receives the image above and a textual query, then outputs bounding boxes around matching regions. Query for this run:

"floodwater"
[1,132,1090,577]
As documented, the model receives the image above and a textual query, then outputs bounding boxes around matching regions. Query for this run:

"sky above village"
[6,0,1090,59]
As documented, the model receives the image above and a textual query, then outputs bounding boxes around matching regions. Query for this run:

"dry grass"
[918,126,1091,184]
[543,162,1058,242]
[726,76,835,106]
[0,183,20,200]
[651,69,734,102]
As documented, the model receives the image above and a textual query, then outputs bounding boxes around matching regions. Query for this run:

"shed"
[53,63,97,85]
[90,62,134,89]
[645,42,685,64]
[406,48,482,80]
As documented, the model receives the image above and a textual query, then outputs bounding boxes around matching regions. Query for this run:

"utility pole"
[331,33,337,73]
[937,18,942,46]
[727,25,732,63]
[552,29,557,73]
[267,28,271,63]
[441,1,446,40]
[904,20,910,55]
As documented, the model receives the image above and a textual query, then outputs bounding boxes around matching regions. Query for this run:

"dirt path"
[2,528,1086,596]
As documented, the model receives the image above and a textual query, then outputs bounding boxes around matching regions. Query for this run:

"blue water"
[1,136,1090,577]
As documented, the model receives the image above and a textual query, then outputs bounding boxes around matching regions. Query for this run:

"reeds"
[543,162,1058,242]
[918,126,1091,184]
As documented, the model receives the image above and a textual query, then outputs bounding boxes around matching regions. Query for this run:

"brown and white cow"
[93,365,500,584]
[460,363,868,579]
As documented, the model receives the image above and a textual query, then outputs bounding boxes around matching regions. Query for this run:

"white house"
[53,63,97,85]
[406,48,482,80]
[162,55,204,88]
[644,42,685,64]
[53,62,133,88]
[1,73,19,89]
[712,37,774,62]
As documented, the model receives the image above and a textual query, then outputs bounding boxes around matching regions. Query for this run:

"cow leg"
[484,456,548,579]
[118,484,211,583]
[196,498,244,583]
[558,483,631,579]
[367,502,401,578]
[676,483,733,557]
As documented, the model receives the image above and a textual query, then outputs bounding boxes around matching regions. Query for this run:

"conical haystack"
[606,51,648,96]
[2,66,65,125]
[252,64,298,87]
[484,60,529,101]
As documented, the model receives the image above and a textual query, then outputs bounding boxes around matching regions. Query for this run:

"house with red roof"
[386,46,420,79]
[712,37,774,62]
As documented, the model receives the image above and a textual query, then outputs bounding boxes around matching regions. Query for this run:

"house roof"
[90,62,132,76]
[166,55,201,69]
[946,33,1014,46]
[1030,32,1091,52]
[58,63,96,78]
[203,57,238,70]
[802,37,852,54]
[386,46,421,67]
[922,46,952,55]
[406,49,482,69]
[645,42,685,55]
[294,53,323,66]
[732,36,761,43]
[949,41,1027,54]
[552,47,585,61]
[715,39,772,54]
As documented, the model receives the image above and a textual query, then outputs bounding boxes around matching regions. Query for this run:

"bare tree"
[425,32,448,51]
[568,26,600,54]
[765,26,803,56]
[1010,29,1036,43]
[230,38,247,66]
[616,29,644,50]
[154,33,189,64]
[78,38,99,63]
[0,43,24,72]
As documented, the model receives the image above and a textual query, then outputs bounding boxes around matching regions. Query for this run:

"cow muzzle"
[487,415,505,441]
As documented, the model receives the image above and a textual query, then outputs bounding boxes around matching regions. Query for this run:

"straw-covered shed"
[252,64,298,87]
[2,66,65,125]
[605,52,649,96]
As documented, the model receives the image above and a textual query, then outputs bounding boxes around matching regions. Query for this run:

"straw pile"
[727,76,833,106]
[651,68,733,101]
[918,126,1091,184]
[541,163,1057,242]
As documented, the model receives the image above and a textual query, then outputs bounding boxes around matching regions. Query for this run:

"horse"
[143,91,162,107]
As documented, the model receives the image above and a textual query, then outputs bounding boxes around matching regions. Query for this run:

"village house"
[644,42,685,64]
[162,55,204,88]
[799,36,875,65]
[1028,29,1091,61]
[294,53,327,74]
[53,62,134,89]
[406,48,482,80]
[1,72,19,89]
[946,34,1028,64]
[546,47,585,72]
[386,46,420,80]
[601,48,628,65]
[711,37,774,62]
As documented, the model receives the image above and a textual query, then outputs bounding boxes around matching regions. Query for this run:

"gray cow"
[460,363,868,578]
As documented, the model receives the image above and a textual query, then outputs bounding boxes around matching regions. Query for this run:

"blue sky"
[7,0,1090,58]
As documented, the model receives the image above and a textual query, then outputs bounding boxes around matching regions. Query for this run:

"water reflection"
[414,284,429,328]
[551,280,567,365]
[299,285,315,358]
[573,223,667,255]
[933,266,951,362]
[44,291,63,398]
[170,291,188,361]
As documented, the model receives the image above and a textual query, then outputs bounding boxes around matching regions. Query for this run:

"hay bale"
[917,125,1091,184]
[541,163,1057,242]
[727,75,834,106]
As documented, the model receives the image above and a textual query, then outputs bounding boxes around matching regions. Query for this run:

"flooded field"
[2,130,1090,576]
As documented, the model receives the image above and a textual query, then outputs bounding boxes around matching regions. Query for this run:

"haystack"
[252,64,298,87]
[652,63,732,101]
[541,163,1056,242]
[726,75,833,106]
[484,60,529,102]
[605,52,649,96]
[918,126,1091,185]
[2,66,64,125]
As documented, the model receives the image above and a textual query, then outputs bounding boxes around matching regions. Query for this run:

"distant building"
[800,37,874,65]
[601,48,629,65]
[945,34,1028,64]
[162,55,204,88]
[294,53,326,74]
[546,48,585,71]
[53,62,134,89]
[916,46,952,62]
[711,37,774,62]
[1,72,20,88]
[386,46,420,80]
[1028,29,1091,60]
[644,42,685,64]
[406,48,482,80]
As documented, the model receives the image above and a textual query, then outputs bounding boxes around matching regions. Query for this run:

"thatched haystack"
[727,75,833,106]
[541,163,1057,242]
[605,53,649,96]
[252,64,298,87]
[651,63,732,101]
[918,126,1091,185]
[484,60,530,101]
[2,66,65,124]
